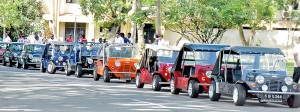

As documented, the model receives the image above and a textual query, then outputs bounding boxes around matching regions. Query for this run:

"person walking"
[17,35,26,43]
[66,34,74,42]
[293,36,300,83]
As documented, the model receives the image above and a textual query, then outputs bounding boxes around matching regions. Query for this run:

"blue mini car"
[16,43,46,69]
[65,42,102,77]
[2,42,24,67]
[40,42,75,74]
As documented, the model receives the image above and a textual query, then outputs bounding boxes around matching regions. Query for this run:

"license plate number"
[125,74,130,76]
[263,94,282,99]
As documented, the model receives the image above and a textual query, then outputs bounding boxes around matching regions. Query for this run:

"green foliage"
[0,0,43,39]
[78,0,131,29]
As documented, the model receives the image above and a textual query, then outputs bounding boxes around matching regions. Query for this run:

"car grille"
[120,65,134,72]
[266,80,283,91]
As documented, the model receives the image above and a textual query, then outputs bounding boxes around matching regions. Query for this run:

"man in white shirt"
[48,35,56,43]
[158,35,167,46]
[114,33,124,43]
[3,33,12,42]
[293,36,300,83]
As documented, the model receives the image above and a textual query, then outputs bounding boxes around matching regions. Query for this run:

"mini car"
[135,44,180,91]
[66,42,102,77]
[0,42,8,63]
[16,44,46,69]
[40,42,75,74]
[2,42,24,67]
[208,46,300,108]
[93,43,138,82]
[170,43,229,98]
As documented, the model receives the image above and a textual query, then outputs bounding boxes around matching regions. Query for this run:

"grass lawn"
[287,60,294,76]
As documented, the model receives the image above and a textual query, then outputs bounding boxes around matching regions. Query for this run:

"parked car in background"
[16,44,46,69]
[170,43,229,98]
[0,42,9,63]
[40,42,75,74]
[94,43,138,83]
[2,42,24,67]
[209,46,300,108]
[66,42,102,77]
[135,44,180,91]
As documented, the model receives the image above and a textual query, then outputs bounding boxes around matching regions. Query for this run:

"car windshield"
[184,51,218,65]
[156,49,179,63]
[106,46,137,58]
[240,54,286,71]
[80,44,100,56]
[26,45,45,54]
[53,45,73,55]
[0,44,7,49]
[9,44,23,52]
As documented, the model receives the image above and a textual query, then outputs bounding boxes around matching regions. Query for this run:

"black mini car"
[2,42,24,67]
[208,46,300,108]
[16,44,46,69]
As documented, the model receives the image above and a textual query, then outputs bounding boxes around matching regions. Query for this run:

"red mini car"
[170,43,229,98]
[0,42,8,63]
[135,44,180,91]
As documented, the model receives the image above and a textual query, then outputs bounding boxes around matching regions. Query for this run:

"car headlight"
[255,75,265,84]
[284,77,293,85]
[58,56,63,61]
[87,58,93,64]
[206,71,212,78]
[262,85,268,91]
[13,53,18,57]
[115,61,121,67]
[281,86,288,92]
[28,54,33,59]
[134,62,139,68]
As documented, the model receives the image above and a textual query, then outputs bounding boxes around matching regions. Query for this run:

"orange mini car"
[93,43,139,83]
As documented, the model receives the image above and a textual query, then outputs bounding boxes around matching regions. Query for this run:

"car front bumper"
[248,90,300,95]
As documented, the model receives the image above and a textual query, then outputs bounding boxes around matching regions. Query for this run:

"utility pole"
[156,0,161,35]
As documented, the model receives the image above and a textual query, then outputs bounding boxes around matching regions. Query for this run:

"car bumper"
[109,72,136,74]
[82,68,94,71]
[248,90,300,95]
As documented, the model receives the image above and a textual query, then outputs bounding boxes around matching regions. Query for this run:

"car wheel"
[8,59,13,67]
[233,84,246,106]
[40,63,46,73]
[93,66,100,81]
[3,58,6,66]
[170,76,180,94]
[22,59,29,69]
[287,95,300,108]
[152,75,162,91]
[188,80,199,98]
[65,64,71,76]
[135,72,144,88]
[103,67,110,82]
[16,59,22,68]
[76,65,83,78]
[209,80,221,101]
[47,63,56,74]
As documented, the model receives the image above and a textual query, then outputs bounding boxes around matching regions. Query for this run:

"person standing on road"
[293,36,300,83]
[33,34,43,44]
[121,33,129,43]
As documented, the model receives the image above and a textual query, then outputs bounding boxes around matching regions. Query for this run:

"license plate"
[263,94,282,99]
[124,74,130,76]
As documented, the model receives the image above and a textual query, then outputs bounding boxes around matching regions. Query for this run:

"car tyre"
[47,63,56,74]
[136,72,144,88]
[65,64,72,76]
[22,59,29,69]
[209,80,221,101]
[188,80,199,98]
[16,59,22,68]
[40,63,46,73]
[8,58,14,67]
[93,66,100,81]
[76,65,83,78]
[3,58,6,66]
[170,76,180,94]
[103,67,110,82]
[287,95,300,108]
[152,75,162,91]
[233,84,246,106]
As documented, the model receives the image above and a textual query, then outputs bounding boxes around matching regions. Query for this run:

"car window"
[26,45,45,54]
[107,46,137,58]
[10,44,23,52]
[183,51,217,65]
[0,44,7,49]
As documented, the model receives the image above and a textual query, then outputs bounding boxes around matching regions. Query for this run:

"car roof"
[145,44,180,51]
[181,43,230,51]
[0,42,9,44]
[24,43,46,46]
[9,42,24,44]
[222,46,284,55]
[107,43,132,47]
[49,41,75,45]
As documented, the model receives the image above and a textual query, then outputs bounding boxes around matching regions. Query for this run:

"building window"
[65,23,86,41]
[66,0,77,3]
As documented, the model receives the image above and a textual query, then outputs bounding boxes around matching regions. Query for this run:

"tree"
[0,0,43,40]
[78,0,131,39]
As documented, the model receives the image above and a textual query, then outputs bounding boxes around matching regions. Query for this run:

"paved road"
[0,66,299,112]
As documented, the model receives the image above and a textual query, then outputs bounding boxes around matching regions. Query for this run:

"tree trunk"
[130,0,140,44]
[137,23,145,58]
[174,36,182,46]
[155,0,161,35]
[109,24,120,42]
[249,29,256,46]
[238,26,248,46]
